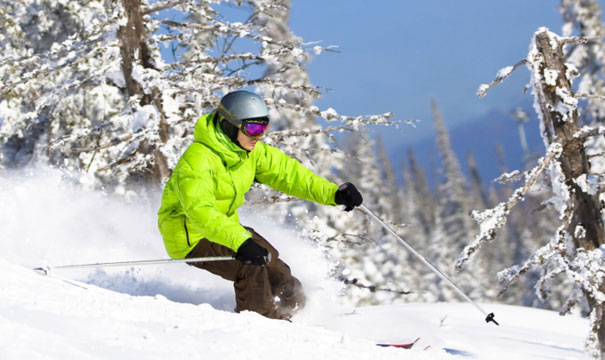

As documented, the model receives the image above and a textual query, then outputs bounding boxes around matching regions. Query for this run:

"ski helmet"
[218,90,269,128]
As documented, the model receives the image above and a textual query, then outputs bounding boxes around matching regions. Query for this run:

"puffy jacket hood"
[193,112,247,168]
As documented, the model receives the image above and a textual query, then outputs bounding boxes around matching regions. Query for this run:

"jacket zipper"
[184,218,191,247]
[226,165,237,216]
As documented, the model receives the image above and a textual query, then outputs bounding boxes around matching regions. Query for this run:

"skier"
[157,90,363,320]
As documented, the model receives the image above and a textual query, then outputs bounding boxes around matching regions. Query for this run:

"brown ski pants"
[186,227,306,320]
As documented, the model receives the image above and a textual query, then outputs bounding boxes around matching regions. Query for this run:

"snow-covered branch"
[456,142,562,270]
[576,93,605,101]
[142,0,190,15]
[477,59,527,98]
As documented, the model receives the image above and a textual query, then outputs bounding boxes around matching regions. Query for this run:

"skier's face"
[237,130,262,151]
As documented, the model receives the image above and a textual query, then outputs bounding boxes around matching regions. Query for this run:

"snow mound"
[1,260,438,359]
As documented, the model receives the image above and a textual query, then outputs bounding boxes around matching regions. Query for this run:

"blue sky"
[288,1,563,147]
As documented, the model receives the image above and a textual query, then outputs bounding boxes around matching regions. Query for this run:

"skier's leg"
[185,237,237,281]
[186,238,288,319]
[245,227,306,314]
[233,264,287,319]
[270,262,306,311]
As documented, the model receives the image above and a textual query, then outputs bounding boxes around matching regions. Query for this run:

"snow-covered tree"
[430,99,485,301]
[376,135,404,224]
[466,151,490,210]
[560,0,605,126]
[0,0,394,194]
[464,25,605,357]
[405,148,436,238]
[326,131,402,305]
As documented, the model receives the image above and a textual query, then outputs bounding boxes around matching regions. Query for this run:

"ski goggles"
[240,118,269,137]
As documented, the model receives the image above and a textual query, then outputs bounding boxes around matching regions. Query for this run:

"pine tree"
[430,99,484,301]
[334,131,396,305]
[376,135,404,224]
[399,154,437,302]
[406,148,436,237]
[466,151,490,209]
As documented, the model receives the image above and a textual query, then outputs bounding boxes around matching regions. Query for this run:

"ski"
[376,337,420,349]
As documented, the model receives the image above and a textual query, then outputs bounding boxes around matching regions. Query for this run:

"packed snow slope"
[0,167,591,359]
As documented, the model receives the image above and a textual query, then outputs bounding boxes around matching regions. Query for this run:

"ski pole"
[357,204,499,326]
[33,255,235,276]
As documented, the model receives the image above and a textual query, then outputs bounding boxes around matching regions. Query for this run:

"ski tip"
[485,312,499,326]
[377,337,420,349]
[376,343,414,349]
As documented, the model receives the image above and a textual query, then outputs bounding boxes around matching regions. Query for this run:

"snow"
[576,174,599,195]
[544,69,559,86]
[555,87,578,120]
[476,83,489,98]
[496,65,514,80]
[0,166,591,359]
[320,107,339,120]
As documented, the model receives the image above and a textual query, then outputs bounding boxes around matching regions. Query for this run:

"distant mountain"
[389,104,543,189]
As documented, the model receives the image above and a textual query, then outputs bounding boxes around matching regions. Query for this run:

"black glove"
[334,182,363,212]
[234,238,270,265]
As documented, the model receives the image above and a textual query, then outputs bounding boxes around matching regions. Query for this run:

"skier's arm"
[254,142,339,206]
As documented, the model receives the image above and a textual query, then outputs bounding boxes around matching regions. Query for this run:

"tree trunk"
[533,29,605,355]
[118,0,170,186]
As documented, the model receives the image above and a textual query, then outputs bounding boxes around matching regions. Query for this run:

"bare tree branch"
[477,59,527,98]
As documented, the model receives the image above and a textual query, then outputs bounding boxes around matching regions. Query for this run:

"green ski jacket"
[157,112,339,259]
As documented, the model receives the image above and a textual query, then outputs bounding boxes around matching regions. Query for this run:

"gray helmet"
[218,90,269,128]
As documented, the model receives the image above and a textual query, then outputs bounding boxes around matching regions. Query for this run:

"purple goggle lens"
[243,121,269,137]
